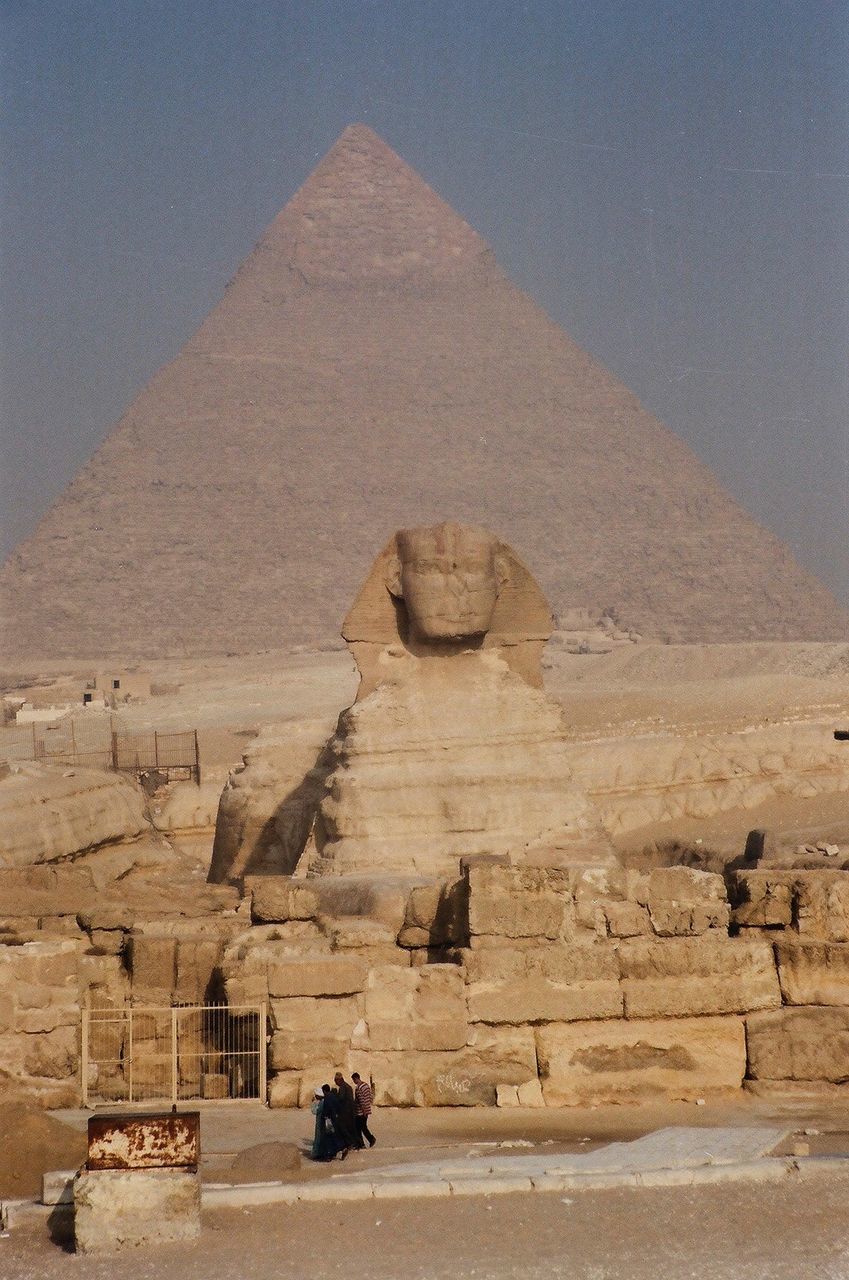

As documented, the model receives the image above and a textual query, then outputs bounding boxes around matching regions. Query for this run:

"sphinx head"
[387,521,505,643]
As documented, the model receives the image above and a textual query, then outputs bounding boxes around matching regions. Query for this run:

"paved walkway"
[202,1125,799,1206]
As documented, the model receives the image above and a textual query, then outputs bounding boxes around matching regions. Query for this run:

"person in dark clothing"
[352,1072,376,1147]
[333,1072,360,1154]
[319,1082,341,1160]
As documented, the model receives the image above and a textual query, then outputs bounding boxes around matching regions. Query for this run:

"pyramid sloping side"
[2,126,846,659]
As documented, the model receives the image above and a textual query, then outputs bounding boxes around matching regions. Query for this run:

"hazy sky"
[3,0,847,604]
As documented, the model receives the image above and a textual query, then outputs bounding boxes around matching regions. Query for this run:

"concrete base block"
[42,1169,78,1206]
[74,1167,200,1252]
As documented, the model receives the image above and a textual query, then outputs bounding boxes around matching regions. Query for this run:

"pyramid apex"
[256,124,494,285]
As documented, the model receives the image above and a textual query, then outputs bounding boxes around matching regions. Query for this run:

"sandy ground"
[6,1170,849,1279]
[9,1097,849,1277]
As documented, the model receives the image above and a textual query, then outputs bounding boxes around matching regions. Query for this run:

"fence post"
[171,1007,179,1105]
[111,729,119,772]
[81,1009,89,1107]
[128,1009,134,1104]
[259,1001,267,1103]
[31,722,37,760]
[154,729,159,770]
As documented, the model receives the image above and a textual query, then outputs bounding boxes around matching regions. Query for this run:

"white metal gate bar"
[82,1004,267,1107]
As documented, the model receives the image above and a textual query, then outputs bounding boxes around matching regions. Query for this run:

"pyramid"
[2,125,846,659]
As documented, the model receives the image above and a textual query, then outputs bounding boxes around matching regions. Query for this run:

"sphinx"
[308,522,614,876]
[210,522,614,883]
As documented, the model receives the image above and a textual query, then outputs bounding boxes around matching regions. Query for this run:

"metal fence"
[0,716,200,783]
[81,1004,267,1107]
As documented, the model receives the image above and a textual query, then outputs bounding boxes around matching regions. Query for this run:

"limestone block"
[174,939,223,1003]
[0,992,14,1033]
[128,934,177,991]
[270,994,360,1035]
[23,1025,78,1079]
[9,938,81,985]
[618,935,780,1017]
[467,974,621,1025]
[397,878,469,949]
[728,871,794,928]
[202,1073,229,1099]
[419,1063,498,1106]
[466,942,622,1024]
[368,1019,469,1052]
[78,907,135,932]
[463,1024,539,1083]
[602,901,651,937]
[268,955,367,998]
[269,1072,302,1108]
[321,917,397,951]
[15,1005,77,1033]
[358,1053,417,1107]
[775,942,849,1006]
[249,878,321,924]
[795,876,849,941]
[645,867,730,936]
[74,1167,200,1252]
[224,972,271,1007]
[537,1016,746,1105]
[746,1007,849,1081]
[270,1033,353,1072]
[516,1078,545,1106]
[496,1083,519,1106]
[89,930,125,954]
[467,865,571,940]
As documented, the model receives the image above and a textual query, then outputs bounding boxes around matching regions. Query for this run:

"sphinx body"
[306,522,614,876]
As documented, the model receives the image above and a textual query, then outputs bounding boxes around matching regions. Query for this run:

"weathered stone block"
[268,1072,302,1108]
[537,1016,746,1105]
[398,878,469,949]
[128,934,177,991]
[268,955,367,998]
[602,901,651,937]
[467,975,621,1025]
[618,935,780,1017]
[24,1025,78,1079]
[464,1024,539,1083]
[728,871,794,928]
[746,1006,849,1081]
[74,1168,200,1252]
[270,1032,352,1071]
[466,865,570,940]
[645,867,730,935]
[776,941,849,1006]
[269,994,360,1035]
[516,1078,545,1106]
[367,1019,469,1052]
[249,878,321,924]
[795,876,849,941]
[202,1073,229,1099]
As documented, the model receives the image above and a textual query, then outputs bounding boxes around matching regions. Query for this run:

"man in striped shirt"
[352,1072,376,1148]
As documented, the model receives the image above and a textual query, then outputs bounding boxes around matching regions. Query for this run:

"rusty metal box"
[86,1111,201,1170]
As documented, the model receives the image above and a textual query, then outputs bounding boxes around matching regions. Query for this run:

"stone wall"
[5,854,849,1108]
[0,868,241,1106]
[222,860,849,1107]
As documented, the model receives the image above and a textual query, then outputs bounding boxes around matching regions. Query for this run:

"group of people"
[310,1071,376,1161]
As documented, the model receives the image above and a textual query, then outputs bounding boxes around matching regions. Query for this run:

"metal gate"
[82,1004,267,1106]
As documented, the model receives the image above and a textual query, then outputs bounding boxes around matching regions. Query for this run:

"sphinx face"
[395,523,500,642]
